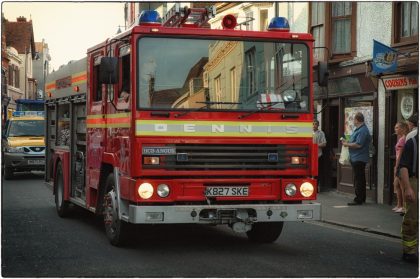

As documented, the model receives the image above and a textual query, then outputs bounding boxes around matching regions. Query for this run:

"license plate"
[28,159,45,165]
[205,186,249,197]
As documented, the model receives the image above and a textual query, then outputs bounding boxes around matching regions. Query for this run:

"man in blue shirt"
[342,112,371,205]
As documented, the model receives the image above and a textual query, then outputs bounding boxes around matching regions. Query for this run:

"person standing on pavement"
[341,112,371,205]
[406,113,418,141]
[392,121,409,213]
[398,114,418,263]
[313,119,327,192]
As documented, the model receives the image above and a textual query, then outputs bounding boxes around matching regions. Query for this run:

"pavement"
[315,190,403,239]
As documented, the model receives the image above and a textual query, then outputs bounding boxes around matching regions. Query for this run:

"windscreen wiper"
[238,101,285,119]
[175,101,242,118]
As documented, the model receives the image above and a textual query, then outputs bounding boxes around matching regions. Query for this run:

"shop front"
[380,74,418,205]
[314,64,378,200]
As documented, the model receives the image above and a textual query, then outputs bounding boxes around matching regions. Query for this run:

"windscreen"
[8,120,45,137]
[137,37,310,112]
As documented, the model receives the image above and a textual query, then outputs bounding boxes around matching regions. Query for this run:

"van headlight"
[6,146,24,153]
[138,183,154,199]
[285,183,297,196]
[300,182,314,197]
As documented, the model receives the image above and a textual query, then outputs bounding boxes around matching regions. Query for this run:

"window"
[214,75,222,107]
[245,47,256,97]
[393,2,419,44]
[230,67,237,103]
[8,65,20,88]
[309,2,356,61]
[310,2,325,62]
[92,56,102,102]
[137,38,310,113]
[260,10,268,31]
[331,2,352,54]
[245,11,253,31]
[120,53,131,97]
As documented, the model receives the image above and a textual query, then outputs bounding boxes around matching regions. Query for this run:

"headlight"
[138,183,154,199]
[300,182,314,198]
[6,146,25,153]
[285,183,297,196]
[282,89,297,102]
[157,184,170,198]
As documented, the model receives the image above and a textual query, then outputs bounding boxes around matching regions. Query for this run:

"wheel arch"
[52,149,70,200]
[95,163,114,215]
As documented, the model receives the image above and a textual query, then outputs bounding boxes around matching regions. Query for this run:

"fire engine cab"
[45,5,325,246]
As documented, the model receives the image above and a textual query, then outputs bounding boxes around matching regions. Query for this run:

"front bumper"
[3,152,45,171]
[125,202,321,224]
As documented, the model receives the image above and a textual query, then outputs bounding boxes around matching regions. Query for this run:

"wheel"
[55,161,70,217]
[103,173,129,246]
[246,222,284,243]
[4,167,14,180]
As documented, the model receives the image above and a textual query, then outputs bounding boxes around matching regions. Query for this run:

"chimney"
[16,16,27,22]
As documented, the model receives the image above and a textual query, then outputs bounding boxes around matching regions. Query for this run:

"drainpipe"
[24,46,27,99]
[275,2,278,17]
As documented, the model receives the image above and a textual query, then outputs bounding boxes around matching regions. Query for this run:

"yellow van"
[2,112,45,179]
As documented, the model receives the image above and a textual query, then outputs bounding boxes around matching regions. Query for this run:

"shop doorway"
[322,103,339,190]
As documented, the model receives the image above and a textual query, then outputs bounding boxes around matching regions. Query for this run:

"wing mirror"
[317,61,329,87]
[99,57,118,84]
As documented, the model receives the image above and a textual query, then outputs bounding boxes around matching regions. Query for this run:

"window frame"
[308,2,357,62]
[392,2,419,46]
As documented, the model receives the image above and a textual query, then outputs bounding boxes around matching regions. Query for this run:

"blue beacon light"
[139,10,162,25]
[267,17,290,31]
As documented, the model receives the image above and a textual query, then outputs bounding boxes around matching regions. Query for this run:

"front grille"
[24,147,45,153]
[143,144,308,171]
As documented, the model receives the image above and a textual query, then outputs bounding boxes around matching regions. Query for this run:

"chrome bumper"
[125,202,321,224]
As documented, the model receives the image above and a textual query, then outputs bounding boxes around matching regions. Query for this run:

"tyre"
[4,167,14,180]
[246,222,284,243]
[55,161,70,217]
[103,173,129,246]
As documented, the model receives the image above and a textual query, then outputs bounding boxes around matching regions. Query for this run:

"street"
[2,172,418,278]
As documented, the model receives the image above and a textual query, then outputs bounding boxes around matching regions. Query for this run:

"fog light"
[145,212,164,221]
[285,183,297,196]
[297,210,313,219]
[157,184,170,198]
[144,157,160,165]
[138,183,154,199]
[300,182,314,197]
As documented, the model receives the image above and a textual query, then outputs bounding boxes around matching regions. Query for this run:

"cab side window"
[93,65,102,101]
[119,46,131,100]
[92,56,102,102]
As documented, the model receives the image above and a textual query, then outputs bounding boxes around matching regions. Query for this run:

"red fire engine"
[45,5,326,246]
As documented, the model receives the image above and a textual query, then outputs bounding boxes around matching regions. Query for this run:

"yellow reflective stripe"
[403,239,418,247]
[87,114,104,119]
[137,131,312,137]
[86,113,131,128]
[135,120,312,138]
[137,119,311,127]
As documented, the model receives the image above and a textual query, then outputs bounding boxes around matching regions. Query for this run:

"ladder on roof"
[162,3,216,27]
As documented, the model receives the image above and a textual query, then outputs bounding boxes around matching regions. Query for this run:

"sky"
[2,1,125,71]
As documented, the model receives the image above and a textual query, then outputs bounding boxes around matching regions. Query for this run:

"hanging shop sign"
[383,75,418,90]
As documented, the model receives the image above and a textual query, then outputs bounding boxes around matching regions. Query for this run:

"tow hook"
[231,209,253,233]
